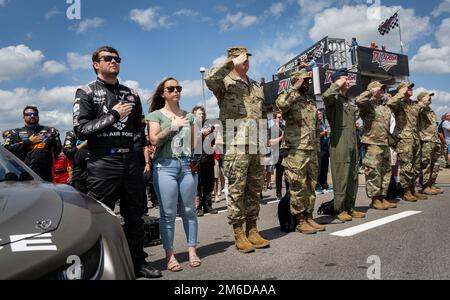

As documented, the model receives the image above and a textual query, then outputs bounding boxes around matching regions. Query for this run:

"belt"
[109,148,130,154]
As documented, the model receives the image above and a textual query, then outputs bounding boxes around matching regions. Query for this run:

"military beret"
[227,46,252,58]
[417,91,435,101]
[331,68,348,82]
[397,82,415,91]
[367,81,386,91]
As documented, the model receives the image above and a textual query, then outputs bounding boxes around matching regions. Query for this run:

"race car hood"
[0,182,64,246]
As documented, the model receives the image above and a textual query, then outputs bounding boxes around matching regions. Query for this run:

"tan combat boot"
[350,210,366,218]
[422,186,438,195]
[295,214,318,234]
[371,196,389,210]
[336,212,352,222]
[245,220,270,249]
[431,186,444,194]
[382,198,397,208]
[233,224,255,253]
[306,213,326,232]
[413,189,429,200]
[402,189,418,202]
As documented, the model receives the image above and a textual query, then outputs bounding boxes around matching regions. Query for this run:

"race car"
[0,146,135,280]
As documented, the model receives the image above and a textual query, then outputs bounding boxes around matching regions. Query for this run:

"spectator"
[3,106,61,182]
[63,131,89,194]
[134,114,150,215]
[370,42,377,49]
[193,106,218,217]
[269,111,287,200]
[316,110,331,194]
[147,77,201,272]
[143,144,158,208]
[348,38,359,66]
[382,45,387,52]
[347,37,359,48]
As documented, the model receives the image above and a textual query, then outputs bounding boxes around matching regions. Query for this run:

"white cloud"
[410,18,450,74]
[309,5,431,54]
[67,52,91,70]
[69,17,105,34]
[268,3,286,18]
[219,12,258,32]
[432,0,450,17]
[0,0,6,7]
[212,55,227,67]
[414,87,450,117]
[297,0,334,16]
[122,80,153,107]
[0,45,44,80]
[0,86,78,137]
[129,7,171,31]
[199,95,219,119]
[42,61,67,75]
[45,8,60,20]
[174,9,199,18]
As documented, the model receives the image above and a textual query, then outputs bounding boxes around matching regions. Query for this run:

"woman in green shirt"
[146,77,200,272]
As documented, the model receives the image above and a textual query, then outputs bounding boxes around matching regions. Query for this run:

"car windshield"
[0,148,34,182]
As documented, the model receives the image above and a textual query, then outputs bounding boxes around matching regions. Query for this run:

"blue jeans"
[153,157,198,250]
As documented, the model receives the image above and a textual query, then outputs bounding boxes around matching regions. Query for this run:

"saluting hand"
[335,77,347,88]
[232,53,248,67]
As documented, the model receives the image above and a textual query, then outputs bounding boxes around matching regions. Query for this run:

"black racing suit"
[63,131,89,194]
[73,78,147,271]
[3,125,61,182]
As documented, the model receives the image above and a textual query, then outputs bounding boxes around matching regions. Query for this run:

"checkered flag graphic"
[378,12,399,36]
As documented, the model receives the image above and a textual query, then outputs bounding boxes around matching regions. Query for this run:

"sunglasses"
[99,55,122,63]
[165,86,183,93]
[24,112,38,117]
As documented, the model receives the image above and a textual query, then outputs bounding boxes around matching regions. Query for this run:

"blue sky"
[1,0,449,138]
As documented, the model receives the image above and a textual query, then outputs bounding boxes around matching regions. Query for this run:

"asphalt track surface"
[143,169,450,280]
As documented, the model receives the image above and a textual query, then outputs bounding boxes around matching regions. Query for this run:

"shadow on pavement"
[149,241,235,270]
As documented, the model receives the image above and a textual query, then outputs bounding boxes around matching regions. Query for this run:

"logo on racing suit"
[372,51,398,72]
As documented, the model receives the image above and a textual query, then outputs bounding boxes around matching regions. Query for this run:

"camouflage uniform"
[419,105,441,188]
[276,87,319,217]
[386,83,426,191]
[323,83,359,213]
[356,89,392,198]
[204,57,266,226]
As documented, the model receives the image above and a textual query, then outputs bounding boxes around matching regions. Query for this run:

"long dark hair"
[149,77,178,113]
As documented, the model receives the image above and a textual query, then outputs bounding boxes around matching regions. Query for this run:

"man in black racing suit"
[73,46,161,279]
[3,105,61,182]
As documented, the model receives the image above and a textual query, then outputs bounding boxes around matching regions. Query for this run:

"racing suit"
[63,131,89,194]
[3,125,61,182]
[73,78,147,271]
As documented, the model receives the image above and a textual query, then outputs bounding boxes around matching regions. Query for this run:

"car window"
[0,149,33,182]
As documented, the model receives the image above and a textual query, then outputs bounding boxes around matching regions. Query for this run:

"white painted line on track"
[330,210,422,237]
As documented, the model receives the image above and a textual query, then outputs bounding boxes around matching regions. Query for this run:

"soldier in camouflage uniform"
[418,91,444,195]
[276,69,325,234]
[204,46,270,253]
[323,69,366,222]
[387,82,430,202]
[356,81,397,210]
